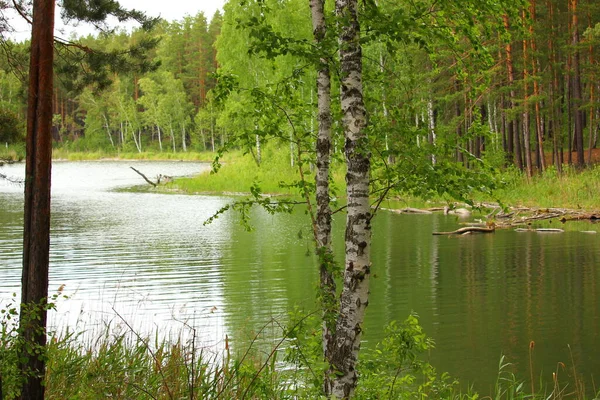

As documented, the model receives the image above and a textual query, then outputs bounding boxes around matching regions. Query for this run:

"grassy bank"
[166,146,346,196]
[0,145,25,162]
[492,166,600,210]
[168,149,600,212]
[1,145,215,162]
[5,143,600,211]
[51,148,215,162]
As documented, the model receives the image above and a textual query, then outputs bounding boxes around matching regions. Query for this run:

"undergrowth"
[1,297,597,399]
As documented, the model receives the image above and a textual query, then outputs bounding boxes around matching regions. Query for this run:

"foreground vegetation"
[1,301,595,400]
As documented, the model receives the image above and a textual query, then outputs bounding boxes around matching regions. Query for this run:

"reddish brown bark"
[529,0,545,172]
[570,0,585,166]
[587,0,595,164]
[19,1,55,399]
[503,15,523,171]
[522,8,533,177]
[548,0,562,172]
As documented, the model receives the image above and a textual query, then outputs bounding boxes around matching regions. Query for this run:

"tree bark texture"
[522,8,533,177]
[309,0,337,375]
[503,15,523,171]
[570,0,585,166]
[327,0,371,397]
[19,1,55,399]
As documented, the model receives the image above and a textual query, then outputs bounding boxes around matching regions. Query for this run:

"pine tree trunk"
[521,8,533,176]
[327,0,371,397]
[586,0,595,165]
[19,1,55,399]
[503,15,523,171]
[529,0,545,172]
[571,0,585,166]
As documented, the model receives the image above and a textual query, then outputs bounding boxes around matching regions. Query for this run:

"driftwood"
[516,228,565,233]
[432,226,495,235]
[130,166,157,187]
[0,171,23,184]
[385,203,600,235]
[396,207,433,215]
[130,166,172,187]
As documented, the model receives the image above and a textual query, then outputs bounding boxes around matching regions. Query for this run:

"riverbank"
[0,146,217,162]
[5,146,600,212]
[163,150,600,213]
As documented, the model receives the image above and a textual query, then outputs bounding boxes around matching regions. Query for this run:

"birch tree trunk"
[327,0,371,397]
[309,0,336,386]
[157,125,163,151]
[19,1,55,398]
[427,97,436,165]
[102,113,115,148]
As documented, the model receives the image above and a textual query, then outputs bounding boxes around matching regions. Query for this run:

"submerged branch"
[433,226,495,235]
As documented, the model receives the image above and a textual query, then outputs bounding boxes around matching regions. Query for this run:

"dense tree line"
[1,1,598,173]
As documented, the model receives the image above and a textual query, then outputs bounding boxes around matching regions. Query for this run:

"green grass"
[51,148,215,162]
[167,146,346,196]
[9,143,600,212]
[165,148,600,213]
[0,144,25,161]
[490,165,600,210]
[1,312,596,399]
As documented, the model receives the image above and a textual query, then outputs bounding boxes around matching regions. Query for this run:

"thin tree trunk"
[170,123,176,152]
[102,113,115,148]
[156,125,163,151]
[455,78,465,165]
[503,15,523,171]
[19,1,55,399]
[328,0,371,397]
[309,1,336,390]
[182,122,187,152]
[255,133,261,165]
[529,0,545,172]
[522,8,533,176]
[571,0,585,166]
[586,0,595,165]
[428,96,436,165]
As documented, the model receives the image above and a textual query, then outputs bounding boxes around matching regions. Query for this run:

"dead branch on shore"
[130,166,157,187]
[130,166,172,187]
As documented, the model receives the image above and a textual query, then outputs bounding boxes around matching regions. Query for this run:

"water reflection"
[0,161,599,394]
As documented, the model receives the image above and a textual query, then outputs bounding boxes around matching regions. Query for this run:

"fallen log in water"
[432,226,495,235]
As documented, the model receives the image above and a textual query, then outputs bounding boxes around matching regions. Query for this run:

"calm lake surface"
[1,161,599,395]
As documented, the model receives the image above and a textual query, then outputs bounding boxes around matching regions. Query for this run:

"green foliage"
[0,290,68,399]
[355,313,459,399]
[0,109,23,144]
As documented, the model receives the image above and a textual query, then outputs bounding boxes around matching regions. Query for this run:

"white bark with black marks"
[328,0,371,397]
[309,0,336,389]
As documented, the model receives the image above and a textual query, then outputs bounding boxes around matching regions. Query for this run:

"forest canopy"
[0,0,598,174]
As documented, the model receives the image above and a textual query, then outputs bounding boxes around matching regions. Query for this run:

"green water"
[1,161,599,396]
